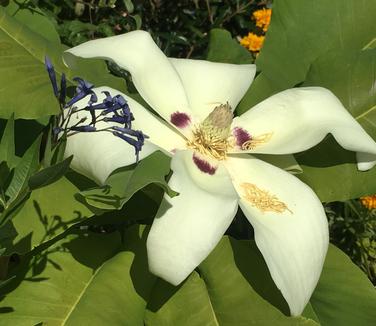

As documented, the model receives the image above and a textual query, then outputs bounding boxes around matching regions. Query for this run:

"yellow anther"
[241,182,292,214]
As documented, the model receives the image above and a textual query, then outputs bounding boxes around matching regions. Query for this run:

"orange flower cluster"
[239,33,265,52]
[239,7,272,53]
[360,195,376,210]
[253,8,272,32]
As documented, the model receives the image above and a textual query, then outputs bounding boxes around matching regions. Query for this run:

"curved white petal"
[63,31,195,133]
[170,58,256,121]
[147,150,239,285]
[230,87,376,170]
[224,155,329,316]
[65,87,185,184]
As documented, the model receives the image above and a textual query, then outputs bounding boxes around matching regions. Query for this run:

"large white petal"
[147,150,239,285]
[63,31,195,133]
[169,58,256,121]
[230,87,376,170]
[64,87,185,184]
[224,155,329,316]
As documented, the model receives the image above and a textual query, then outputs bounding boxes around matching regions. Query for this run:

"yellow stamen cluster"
[241,182,292,214]
[360,195,376,210]
[187,103,233,160]
[239,33,265,52]
[187,128,230,160]
[253,8,272,32]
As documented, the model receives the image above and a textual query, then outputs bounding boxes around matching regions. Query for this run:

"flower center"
[186,103,233,160]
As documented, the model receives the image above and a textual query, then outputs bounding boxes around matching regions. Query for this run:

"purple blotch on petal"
[192,154,217,175]
[170,111,191,128]
[233,127,251,147]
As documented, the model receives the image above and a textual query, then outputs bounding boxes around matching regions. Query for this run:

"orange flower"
[360,195,376,210]
[253,8,272,32]
[240,32,265,52]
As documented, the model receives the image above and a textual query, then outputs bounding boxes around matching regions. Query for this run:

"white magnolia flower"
[63,31,376,316]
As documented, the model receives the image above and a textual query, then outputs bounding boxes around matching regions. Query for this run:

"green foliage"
[326,200,376,284]
[22,0,268,58]
[0,4,125,119]
[77,151,176,214]
[28,156,73,190]
[207,28,253,64]
[1,225,375,325]
[238,0,376,112]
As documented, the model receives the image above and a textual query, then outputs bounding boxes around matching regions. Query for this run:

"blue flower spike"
[59,73,67,105]
[44,56,59,98]
[45,58,147,163]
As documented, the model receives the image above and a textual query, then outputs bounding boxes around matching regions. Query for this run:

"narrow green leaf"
[0,161,10,190]
[0,114,15,168]
[51,136,67,165]
[5,135,41,201]
[28,156,73,190]
[42,124,53,167]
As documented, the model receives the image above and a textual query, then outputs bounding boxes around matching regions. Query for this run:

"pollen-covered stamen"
[241,182,292,214]
[187,103,233,160]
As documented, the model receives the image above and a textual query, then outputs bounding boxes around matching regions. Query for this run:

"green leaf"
[4,1,60,45]
[28,156,73,190]
[1,225,375,325]
[295,49,376,201]
[5,135,41,202]
[131,14,142,30]
[237,0,376,114]
[7,176,91,253]
[0,135,41,227]
[78,151,176,212]
[0,6,125,119]
[0,114,16,168]
[310,245,376,325]
[146,237,316,326]
[0,232,123,325]
[123,0,134,13]
[0,161,10,190]
[206,28,253,64]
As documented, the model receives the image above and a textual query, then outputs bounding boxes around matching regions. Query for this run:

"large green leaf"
[1,223,376,325]
[3,1,60,45]
[0,6,124,119]
[146,236,316,326]
[237,0,376,113]
[206,28,253,64]
[0,232,123,325]
[295,49,376,201]
[5,176,91,254]
[310,245,376,326]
